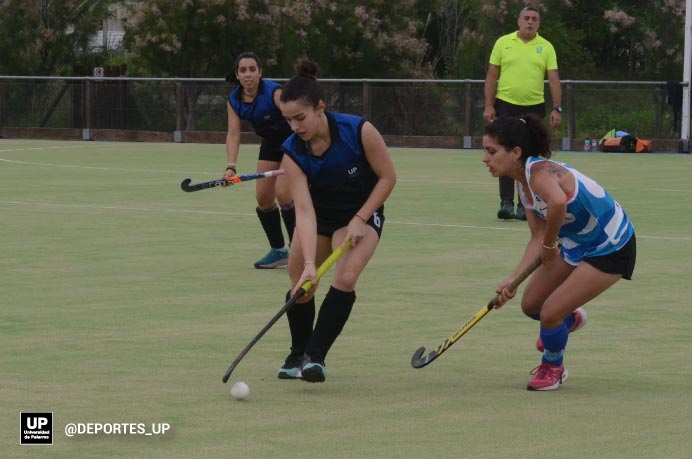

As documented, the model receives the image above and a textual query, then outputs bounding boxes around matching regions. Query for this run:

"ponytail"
[280,59,325,107]
[484,114,552,164]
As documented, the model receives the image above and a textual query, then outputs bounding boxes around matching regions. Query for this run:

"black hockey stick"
[411,256,542,369]
[180,169,285,192]
[222,241,351,383]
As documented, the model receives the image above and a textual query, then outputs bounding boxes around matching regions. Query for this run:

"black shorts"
[258,137,285,163]
[494,98,546,119]
[583,233,636,280]
[317,207,385,239]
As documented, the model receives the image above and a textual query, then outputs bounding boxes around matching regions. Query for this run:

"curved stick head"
[222,360,240,383]
[180,178,193,192]
[411,346,428,368]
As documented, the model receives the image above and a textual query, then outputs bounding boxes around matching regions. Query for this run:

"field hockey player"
[225,52,295,269]
[276,59,396,383]
[482,114,636,391]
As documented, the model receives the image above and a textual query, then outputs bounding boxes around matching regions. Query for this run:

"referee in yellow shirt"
[483,5,562,221]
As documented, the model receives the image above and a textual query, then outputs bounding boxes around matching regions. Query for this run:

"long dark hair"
[483,114,552,164]
[225,51,262,82]
[280,59,325,107]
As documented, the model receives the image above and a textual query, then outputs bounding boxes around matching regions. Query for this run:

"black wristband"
[226,165,236,172]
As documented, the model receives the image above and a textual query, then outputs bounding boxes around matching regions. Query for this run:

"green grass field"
[2,139,691,458]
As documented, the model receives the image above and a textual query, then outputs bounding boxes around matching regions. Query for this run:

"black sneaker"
[277,351,303,379]
[300,353,326,383]
[497,200,515,220]
[515,203,527,221]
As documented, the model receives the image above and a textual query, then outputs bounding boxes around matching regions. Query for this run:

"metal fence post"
[464,80,472,148]
[654,86,664,139]
[566,82,575,150]
[83,78,93,140]
[362,79,371,120]
[174,81,185,142]
[0,81,5,128]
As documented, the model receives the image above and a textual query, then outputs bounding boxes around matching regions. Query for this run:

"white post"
[680,0,692,151]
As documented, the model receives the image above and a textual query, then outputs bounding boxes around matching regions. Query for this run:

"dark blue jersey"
[282,112,379,219]
[228,79,292,141]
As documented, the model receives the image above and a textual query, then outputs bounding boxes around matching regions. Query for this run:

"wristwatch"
[552,106,563,113]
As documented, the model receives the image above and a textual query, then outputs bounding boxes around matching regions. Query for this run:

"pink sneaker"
[536,307,588,352]
[527,363,569,391]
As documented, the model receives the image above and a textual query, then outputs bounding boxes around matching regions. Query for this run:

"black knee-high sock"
[256,206,285,249]
[285,291,315,353]
[280,203,295,243]
[499,176,515,202]
[306,286,356,360]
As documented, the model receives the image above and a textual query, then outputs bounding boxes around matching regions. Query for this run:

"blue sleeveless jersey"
[228,79,292,140]
[519,156,635,265]
[282,112,378,217]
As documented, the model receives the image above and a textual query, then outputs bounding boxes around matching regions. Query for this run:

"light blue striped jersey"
[518,156,634,265]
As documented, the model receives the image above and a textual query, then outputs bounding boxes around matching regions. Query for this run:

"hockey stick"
[180,169,285,192]
[222,240,351,383]
[411,256,542,369]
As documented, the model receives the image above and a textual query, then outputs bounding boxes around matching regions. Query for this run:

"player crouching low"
[482,114,636,391]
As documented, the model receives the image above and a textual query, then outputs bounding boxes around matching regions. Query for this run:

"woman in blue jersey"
[482,114,636,391]
[275,60,396,383]
[224,52,295,269]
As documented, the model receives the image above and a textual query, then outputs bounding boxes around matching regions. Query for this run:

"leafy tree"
[121,0,430,78]
[420,0,475,77]
[429,0,686,80]
[0,0,118,75]
[596,0,685,78]
[292,0,430,78]
[121,0,243,78]
[1,0,687,81]
[121,0,432,129]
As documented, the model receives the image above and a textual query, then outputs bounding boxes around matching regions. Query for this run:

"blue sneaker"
[254,247,288,269]
[301,354,326,383]
[278,351,303,380]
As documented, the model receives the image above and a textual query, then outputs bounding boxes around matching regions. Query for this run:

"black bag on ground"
[601,135,637,153]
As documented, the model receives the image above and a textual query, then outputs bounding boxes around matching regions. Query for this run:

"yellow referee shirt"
[489,32,558,106]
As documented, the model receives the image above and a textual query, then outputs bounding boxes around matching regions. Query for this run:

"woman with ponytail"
[482,114,636,391]
[224,52,295,269]
[274,60,396,383]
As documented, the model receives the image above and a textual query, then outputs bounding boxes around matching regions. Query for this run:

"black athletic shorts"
[258,137,285,163]
[583,233,636,280]
[494,98,547,119]
[317,207,385,239]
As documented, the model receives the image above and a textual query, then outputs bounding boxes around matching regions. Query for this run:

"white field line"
[0,200,253,217]
[2,145,692,191]
[0,156,491,185]
[0,143,214,175]
[1,200,690,241]
[3,158,691,193]
[0,145,95,153]
[1,145,689,239]
[0,157,169,173]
